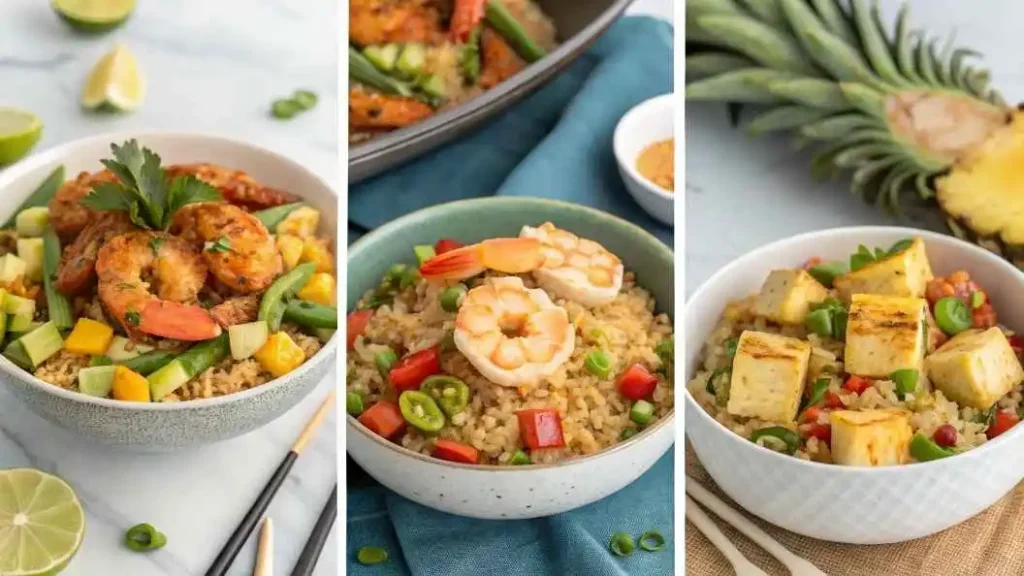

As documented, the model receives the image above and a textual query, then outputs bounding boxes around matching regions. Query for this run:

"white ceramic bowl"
[685,227,1024,544]
[0,132,338,451]
[613,93,674,226]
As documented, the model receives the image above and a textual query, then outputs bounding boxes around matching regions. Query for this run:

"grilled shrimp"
[350,0,443,46]
[170,203,282,294]
[48,170,118,240]
[165,164,299,212]
[96,231,220,341]
[454,276,574,388]
[55,212,136,295]
[209,294,261,328]
[349,88,435,130]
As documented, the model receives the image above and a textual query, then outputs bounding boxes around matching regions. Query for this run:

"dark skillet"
[348,0,634,184]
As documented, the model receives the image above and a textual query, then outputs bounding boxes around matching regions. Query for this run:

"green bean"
[374,349,398,378]
[461,26,482,84]
[42,227,73,330]
[485,1,547,62]
[177,333,229,378]
[440,284,466,312]
[119,351,176,376]
[259,262,316,331]
[3,166,64,229]
[349,46,415,97]
[253,202,304,232]
[283,300,338,329]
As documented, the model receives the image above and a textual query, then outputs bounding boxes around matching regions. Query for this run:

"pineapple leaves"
[737,0,787,27]
[768,79,849,111]
[801,114,882,140]
[894,7,924,85]
[809,0,858,45]
[686,68,793,103]
[746,106,830,135]
[850,0,907,88]
[686,53,756,82]
[779,0,882,89]
[695,14,818,75]
[838,83,887,119]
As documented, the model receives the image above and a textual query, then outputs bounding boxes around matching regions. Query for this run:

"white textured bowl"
[0,132,338,451]
[685,227,1024,544]
[613,93,674,226]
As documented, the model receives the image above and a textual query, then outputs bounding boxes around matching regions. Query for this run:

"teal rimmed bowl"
[347,197,674,519]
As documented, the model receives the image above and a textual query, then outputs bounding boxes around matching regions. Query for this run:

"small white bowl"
[613,93,674,226]
[685,227,1024,544]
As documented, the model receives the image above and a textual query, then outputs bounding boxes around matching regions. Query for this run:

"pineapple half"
[686,0,1024,269]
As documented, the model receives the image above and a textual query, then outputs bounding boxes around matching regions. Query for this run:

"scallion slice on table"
[125,523,167,552]
[292,89,318,110]
[584,350,612,379]
[271,99,303,120]
[609,531,635,557]
[639,531,666,552]
[357,546,388,565]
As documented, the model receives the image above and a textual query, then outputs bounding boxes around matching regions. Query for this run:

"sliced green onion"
[639,531,665,552]
[934,297,972,335]
[910,432,954,462]
[971,291,985,309]
[724,337,738,359]
[890,368,919,399]
[292,90,318,110]
[609,531,635,557]
[357,546,389,565]
[620,428,638,440]
[271,99,303,119]
[808,261,847,287]
[125,523,167,552]
[374,348,398,377]
[805,308,833,337]
[584,350,612,379]
[805,377,830,408]
[440,284,467,312]
[654,337,674,365]
[630,400,655,426]
[346,392,364,416]
[509,450,530,465]
[749,426,800,454]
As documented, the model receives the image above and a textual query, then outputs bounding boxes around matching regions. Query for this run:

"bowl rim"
[0,131,340,412]
[684,225,1024,475]
[613,93,675,202]
[347,195,676,471]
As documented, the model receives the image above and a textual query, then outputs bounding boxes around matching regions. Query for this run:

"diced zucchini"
[147,359,191,400]
[414,245,436,265]
[396,43,426,78]
[78,365,116,398]
[0,310,7,343]
[3,340,32,370]
[3,293,35,318]
[16,238,44,283]
[105,336,154,361]
[312,327,335,343]
[418,74,446,98]
[228,321,270,360]
[15,207,50,238]
[0,254,26,284]
[364,44,401,72]
[8,314,35,334]
[15,321,63,367]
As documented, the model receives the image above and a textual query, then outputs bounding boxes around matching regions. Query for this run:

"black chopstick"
[205,391,335,576]
[289,484,338,576]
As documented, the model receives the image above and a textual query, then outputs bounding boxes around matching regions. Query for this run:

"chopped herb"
[125,310,140,327]
[148,236,162,256]
[205,236,232,254]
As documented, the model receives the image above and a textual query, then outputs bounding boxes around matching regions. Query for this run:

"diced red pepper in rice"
[516,408,566,449]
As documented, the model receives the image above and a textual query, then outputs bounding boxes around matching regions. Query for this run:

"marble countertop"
[0,1,338,575]
[686,0,1024,292]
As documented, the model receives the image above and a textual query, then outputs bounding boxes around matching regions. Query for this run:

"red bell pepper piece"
[842,376,871,396]
[617,364,658,400]
[358,401,406,440]
[433,439,480,464]
[807,423,831,446]
[515,409,565,449]
[824,392,845,409]
[987,411,1020,439]
[434,238,464,255]
[346,310,374,351]
[388,347,441,393]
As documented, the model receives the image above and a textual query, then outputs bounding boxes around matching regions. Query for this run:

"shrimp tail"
[140,301,222,341]
[419,238,544,281]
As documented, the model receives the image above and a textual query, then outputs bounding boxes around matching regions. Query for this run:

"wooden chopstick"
[289,484,338,576]
[205,390,336,576]
[686,496,767,576]
[685,477,828,576]
[253,517,274,576]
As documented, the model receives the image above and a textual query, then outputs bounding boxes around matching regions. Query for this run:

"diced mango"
[64,318,115,356]
[296,272,336,306]
[834,237,933,300]
[277,206,321,238]
[727,330,811,422]
[254,332,306,377]
[300,236,335,273]
[830,409,912,466]
[277,234,304,270]
[0,254,26,284]
[753,269,830,324]
[925,327,1024,410]
[112,365,151,402]
[844,294,927,377]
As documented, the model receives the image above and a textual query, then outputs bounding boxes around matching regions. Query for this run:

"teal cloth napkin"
[347,16,674,575]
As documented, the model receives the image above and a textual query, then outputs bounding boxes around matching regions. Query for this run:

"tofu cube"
[727,331,811,422]
[830,409,912,466]
[844,294,927,378]
[834,237,933,300]
[925,327,1024,410]
[753,269,830,324]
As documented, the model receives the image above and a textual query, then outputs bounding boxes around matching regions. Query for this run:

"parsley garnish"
[125,310,141,327]
[205,236,232,254]
[149,236,163,256]
[80,140,221,230]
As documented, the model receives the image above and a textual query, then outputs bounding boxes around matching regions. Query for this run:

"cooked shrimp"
[454,276,574,388]
[419,237,545,281]
[96,232,220,341]
[479,29,525,89]
[349,88,435,130]
[520,223,624,308]
[48,170,119,240]
[350,0,443,46]
[209,294,260,328]
[55,212,135,295]
[170,203,282,294]
[165,164,299,211]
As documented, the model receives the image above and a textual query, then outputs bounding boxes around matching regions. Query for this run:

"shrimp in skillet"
[170,203,282,294]
[164,164,299,212]
[48,170,119,241]
[349,88,435,131]
[96,231,220,341]
[55,212,136,295]
[349,0,443,46]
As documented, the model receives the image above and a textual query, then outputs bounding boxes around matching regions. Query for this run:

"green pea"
[346,392,364,416]
[630,400,655,426]
[509,450,530,465]
[440,284,467,312]
[374,349,398,378]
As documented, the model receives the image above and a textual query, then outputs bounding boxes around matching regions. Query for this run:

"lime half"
[0,108,43,167]
[0,469,85,576]
[81,44,145,112]
[52,0,136,33]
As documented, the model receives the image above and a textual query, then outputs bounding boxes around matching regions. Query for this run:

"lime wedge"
[81,44,145,112]
[0,469,85,576]
[0,108,43,167]
[52,0,135,33]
